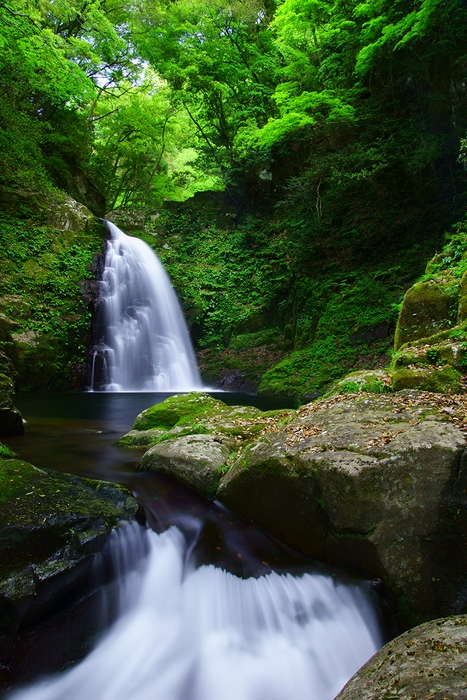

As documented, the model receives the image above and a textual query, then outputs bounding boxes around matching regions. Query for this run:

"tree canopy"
[0,0,466,219]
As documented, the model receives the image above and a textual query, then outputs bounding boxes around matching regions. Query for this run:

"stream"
[3,392,384,700]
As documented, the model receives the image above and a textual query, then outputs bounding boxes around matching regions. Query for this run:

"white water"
[91,221,202,391]
[11,527,381,700]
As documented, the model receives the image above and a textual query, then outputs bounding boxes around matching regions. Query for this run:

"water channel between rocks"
[4,392,384,700]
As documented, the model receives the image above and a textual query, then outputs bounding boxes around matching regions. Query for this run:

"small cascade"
[90,221,202,392]
[8,528,381,700]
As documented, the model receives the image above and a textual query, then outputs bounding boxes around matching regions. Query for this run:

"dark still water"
[3,392,384,700]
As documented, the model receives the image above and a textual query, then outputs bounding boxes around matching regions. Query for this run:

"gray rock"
[336,615,467,700]
[139,433,235,498]
[217,393,467,625]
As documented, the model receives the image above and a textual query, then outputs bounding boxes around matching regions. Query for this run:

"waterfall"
[8,527,381,700]
[91,221,202,392]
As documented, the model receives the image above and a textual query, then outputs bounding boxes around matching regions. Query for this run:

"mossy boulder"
[45,194,96,233]
[391,366,462,393]
[126,392,295,446]
[132,392,223,431]
[326,370,391,396]
[0,458,139,637]
[336,615,467,700]
[216,393,467,627]
[124,393,295,496]
[393,339,467,372]
[117,429,166,448]
[139,434,235,499]
[0,314,18,342]
[394,280,459,350]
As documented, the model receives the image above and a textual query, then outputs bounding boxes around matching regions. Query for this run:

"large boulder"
[0,457,141,688]
[139,434,235,499]
[123,391,295,446]
[216,392,467,627]
[394,280,459,350]
[336,615,467,700]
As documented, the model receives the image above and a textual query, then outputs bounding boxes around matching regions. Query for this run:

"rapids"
[8,525,381,700]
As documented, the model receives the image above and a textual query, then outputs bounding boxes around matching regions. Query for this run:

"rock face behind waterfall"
[336,615,467,700]
[130,391,467,628]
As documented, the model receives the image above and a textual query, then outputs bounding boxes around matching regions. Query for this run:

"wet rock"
[217,393,467,626]
[336,615,467,700]
[139,434,235,499]
[0,459,139,636]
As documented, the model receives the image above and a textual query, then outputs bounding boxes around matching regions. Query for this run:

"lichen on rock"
[336,615,467,700]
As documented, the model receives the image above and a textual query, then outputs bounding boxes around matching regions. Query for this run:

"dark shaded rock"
[0,459,139,639]
[0,374,23,437]
[336,615,467,700]
[216,393,467,627]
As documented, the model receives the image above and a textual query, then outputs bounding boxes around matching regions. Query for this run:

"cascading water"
[91,221,202,392]
[8,526,382,700]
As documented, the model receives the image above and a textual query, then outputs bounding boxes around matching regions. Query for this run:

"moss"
[129,394,296,447]
[326,370,392,396]
[394,280,459,350]
[0,212,105,390]
[133,392,223,430]
[0,442,16,459]
[391,366,463,393]
[0,459,132,525]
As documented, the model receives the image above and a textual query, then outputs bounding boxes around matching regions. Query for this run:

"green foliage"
[0,443,16,460]
[0,213,103,388]
[155,209,291,348]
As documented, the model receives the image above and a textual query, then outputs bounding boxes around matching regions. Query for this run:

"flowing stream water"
[91,222,201,392]
[4,393,384,700]
[4,225,383,698]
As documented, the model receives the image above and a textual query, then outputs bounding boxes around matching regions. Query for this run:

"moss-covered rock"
[394,280,459,350]
[129,392,295,444]
[392,340,467,371]
[116,429,166,448]
[216,392,467,627]
[0,459,139,636]
[0,209,106,391]
[133,392,223,431]
[45,194,96,233]
[326,370,391,396]
[458,269,467,322]
[336,615,467,700]
[391,366,462,393]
